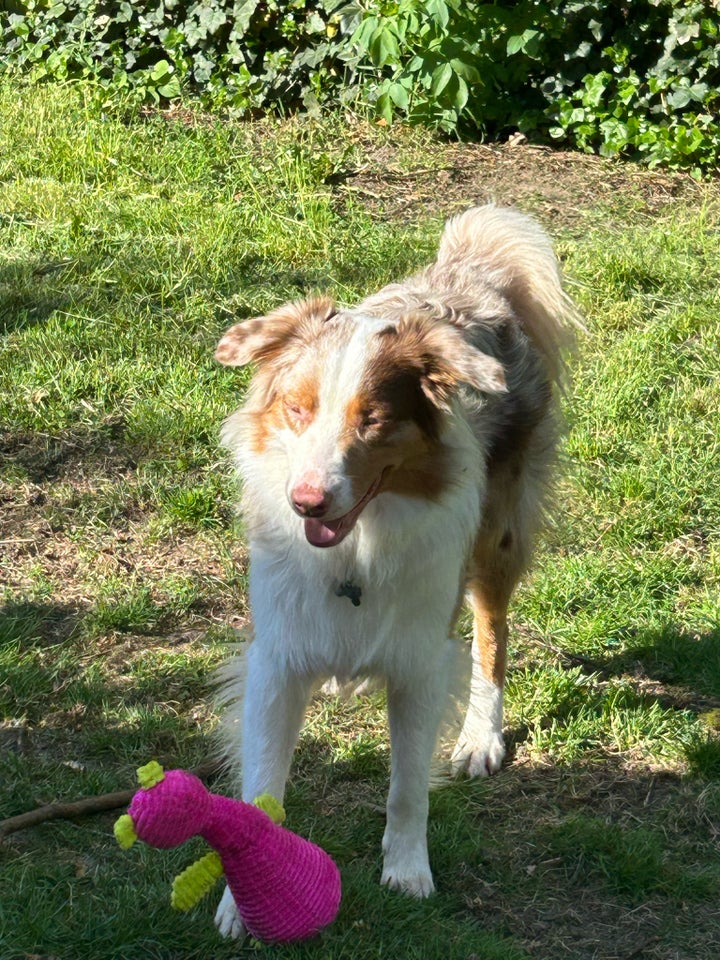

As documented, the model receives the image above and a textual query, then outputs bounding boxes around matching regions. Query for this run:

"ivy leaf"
[232,0,261,35]
[667,88,691,110]
[158,77,182,98]
[672,20,700,45]
[307,12,326,35]
[688,82,709,102]
[150,59,173,82]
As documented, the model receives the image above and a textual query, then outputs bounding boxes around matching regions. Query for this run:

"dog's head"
[216,297,505,547]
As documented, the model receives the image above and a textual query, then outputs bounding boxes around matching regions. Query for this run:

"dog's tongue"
[304,517,349,549]
[302,473,386,548]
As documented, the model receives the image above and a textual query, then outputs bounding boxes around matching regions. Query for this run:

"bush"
[348,0,720,175]
[0,0,362,111]
[1,0,718,175]
[529,0,720,174]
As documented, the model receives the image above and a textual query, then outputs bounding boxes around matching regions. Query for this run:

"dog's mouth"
[304,473,386,548]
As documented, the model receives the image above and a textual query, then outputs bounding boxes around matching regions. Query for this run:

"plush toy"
[114,761,341,943]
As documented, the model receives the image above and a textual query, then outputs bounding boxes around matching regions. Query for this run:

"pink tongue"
[304,517,347,548]
[302,472,387,548]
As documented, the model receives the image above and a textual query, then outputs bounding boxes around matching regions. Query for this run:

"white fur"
[284,316,392,515]
[451,666,505,777]
[215,408,484,936]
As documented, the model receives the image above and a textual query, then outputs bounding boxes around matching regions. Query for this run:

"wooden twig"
[0,759,222,843]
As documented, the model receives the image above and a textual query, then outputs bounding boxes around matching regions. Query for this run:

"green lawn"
[1,81,719,960]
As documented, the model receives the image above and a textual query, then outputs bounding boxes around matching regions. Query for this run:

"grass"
[1,80,720,960]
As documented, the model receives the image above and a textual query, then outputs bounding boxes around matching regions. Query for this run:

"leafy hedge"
[0,0,362,112]
[1,0,718,175]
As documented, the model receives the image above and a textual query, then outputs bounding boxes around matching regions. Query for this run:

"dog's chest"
[248,525,467,679]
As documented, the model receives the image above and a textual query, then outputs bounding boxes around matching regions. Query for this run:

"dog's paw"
[451,730,505,778]
[214,885,246,940]
[381,841,435,898]
[381,859,435,898]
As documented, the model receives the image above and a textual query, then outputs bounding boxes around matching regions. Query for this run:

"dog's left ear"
[382,317,507,408]
[215,296,337,368]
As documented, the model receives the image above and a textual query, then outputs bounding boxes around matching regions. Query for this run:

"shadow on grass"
[3,595,720,959]
[0,598,219,768]
[596,622,720,706]
[284,732,720,960]
[0,259,75,335]
[0,598,81,647]
[3,625,720,959]
[0,419,140,483]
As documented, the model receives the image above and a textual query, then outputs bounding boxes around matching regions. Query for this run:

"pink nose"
[290,483,331,518]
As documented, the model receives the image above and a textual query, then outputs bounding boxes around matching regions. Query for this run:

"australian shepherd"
[213,205,579,937]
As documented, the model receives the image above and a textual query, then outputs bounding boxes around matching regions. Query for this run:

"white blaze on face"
[284,315,395,546]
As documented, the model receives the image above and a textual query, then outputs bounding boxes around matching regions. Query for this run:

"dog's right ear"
[215,296,337,367]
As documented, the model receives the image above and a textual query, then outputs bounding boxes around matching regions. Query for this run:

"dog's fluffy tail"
[437,204,583,382]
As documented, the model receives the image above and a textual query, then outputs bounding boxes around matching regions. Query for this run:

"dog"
[213,205,579,938]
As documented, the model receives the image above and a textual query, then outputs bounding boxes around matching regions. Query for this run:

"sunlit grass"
[1,80,720,960]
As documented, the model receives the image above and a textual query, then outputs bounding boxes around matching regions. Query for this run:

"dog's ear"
[379,316,506,408]
[215,297,337,367]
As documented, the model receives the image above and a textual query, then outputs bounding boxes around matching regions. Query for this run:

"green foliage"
[0,0,362,111]
[540,1,720,176]
[348,0,486,133]
[1,0,719,172]
[347,0,720,174]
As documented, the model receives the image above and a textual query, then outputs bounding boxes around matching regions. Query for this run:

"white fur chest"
[246,475,480,682]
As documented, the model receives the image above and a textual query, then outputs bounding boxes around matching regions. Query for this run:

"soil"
[328,125,708,230]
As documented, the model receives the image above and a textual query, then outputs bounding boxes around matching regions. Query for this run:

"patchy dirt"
[296,720,720,960]
[0,465,249,664]
[156,106,712,229]
[471,763,720,960]
[328,124,709,230]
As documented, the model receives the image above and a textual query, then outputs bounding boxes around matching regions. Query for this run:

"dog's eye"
[360,413,387,434]
[283,399,312,425]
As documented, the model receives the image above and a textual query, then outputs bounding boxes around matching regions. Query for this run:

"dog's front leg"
[381,670,446,898]
[215,643,314,939]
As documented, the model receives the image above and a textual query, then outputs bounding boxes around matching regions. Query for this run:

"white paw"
[321,676,346,696]
[451,730,506,778]
[381,839,435,898]
[214,885,245,940]
[381,859,435,897]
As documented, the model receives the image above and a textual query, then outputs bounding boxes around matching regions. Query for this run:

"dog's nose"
[290,483,330,518]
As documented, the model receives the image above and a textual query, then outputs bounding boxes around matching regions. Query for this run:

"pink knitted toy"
[114,761,341,943]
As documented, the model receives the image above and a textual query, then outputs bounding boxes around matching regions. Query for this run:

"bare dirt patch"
[330,126,708,230]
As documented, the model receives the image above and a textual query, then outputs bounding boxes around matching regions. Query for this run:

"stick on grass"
[0,760,222,843]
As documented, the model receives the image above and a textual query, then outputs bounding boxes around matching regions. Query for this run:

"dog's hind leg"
[451,576,512,777]
[451,517,528,778]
